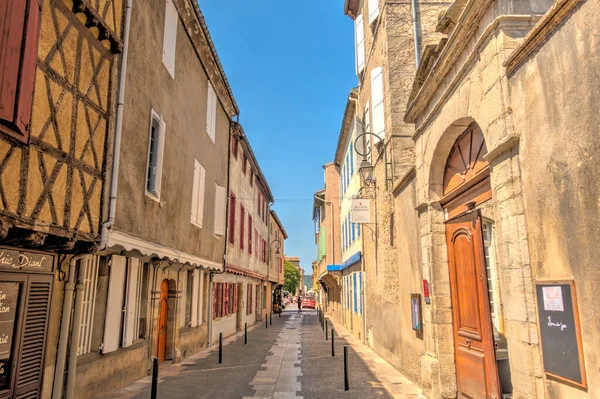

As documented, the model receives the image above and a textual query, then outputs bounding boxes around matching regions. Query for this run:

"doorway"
[157,279,169,361]
[236,283,243,330]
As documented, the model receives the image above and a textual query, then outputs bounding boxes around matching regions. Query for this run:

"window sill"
[191,220,203,229]
[77,339,147,366]
[145,191,161,204]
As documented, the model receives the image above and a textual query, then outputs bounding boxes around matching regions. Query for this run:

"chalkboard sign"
[0,282,19,390]
[534,280,587,388]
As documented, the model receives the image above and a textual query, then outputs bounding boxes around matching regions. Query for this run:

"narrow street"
[105,307,424,399]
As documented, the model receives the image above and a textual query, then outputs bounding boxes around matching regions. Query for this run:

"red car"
[301,295,316,309]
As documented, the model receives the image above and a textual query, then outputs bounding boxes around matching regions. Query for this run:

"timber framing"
[175,0,240,118]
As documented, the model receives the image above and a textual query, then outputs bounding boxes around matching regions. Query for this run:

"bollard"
[322,317,325,331]
[218,333,223,364]
[270,312,272,325]
[244,322,247,345]
[151,357,158,399]
[344,346,349,391]
[326,324,328,341]
[331,329,335,357]
[265,316,268,329]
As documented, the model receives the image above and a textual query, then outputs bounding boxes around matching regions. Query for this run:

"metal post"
[218,333,223,364]
[265,315,268,329]
[331,329,335,357]
[270,312,272,325]
[344,346,349,391]
[244,323,247,345]
[151,357,158,399]
[326,324,329,341]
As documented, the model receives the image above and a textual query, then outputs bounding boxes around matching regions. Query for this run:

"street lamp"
[270,239,281,255]
[358,157,374,185]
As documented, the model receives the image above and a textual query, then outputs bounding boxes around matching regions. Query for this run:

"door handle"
[466,338,472,349]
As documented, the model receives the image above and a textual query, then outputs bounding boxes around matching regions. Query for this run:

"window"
[262,286,267,309]
[364,101,371,163]
[123,258,146,347]
[206,82,217,142]
[222,283,229,317]
[162,0,178,78]
[217,283,223,317]
[371,67,385,141]
[185,270,193,327]
[228,193,236,244]
[102,255,127,353]
[355,14,365,75]
[242,156,247,174]
[228,284,234,314]
[0,0,41,142]
[191,160,206,227]
[240,206,245,250]
[368,0,379,24]
[146,110,165,200]
[138,263,150,338]
[246,283,253,315]
[77,256,100,356]
[214,185,227,236]
[249,170,253,186]
[193,270,204,326]
[248,216,253,254]
[231,137,238,159]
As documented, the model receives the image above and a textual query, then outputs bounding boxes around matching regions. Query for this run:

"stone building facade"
[269,210,287,313]
[213,122,273,343]
[338,0,600,398]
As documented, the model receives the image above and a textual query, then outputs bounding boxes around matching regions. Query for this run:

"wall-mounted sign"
[534,280,587,388]
[411,293,422,332]
[423,280,430,304]
[0,282,19,390]
[0,249,53,273]
[351,199,370,224]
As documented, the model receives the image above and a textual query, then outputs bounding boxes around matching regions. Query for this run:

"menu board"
[0,282,19,390]
[535,280,587,388]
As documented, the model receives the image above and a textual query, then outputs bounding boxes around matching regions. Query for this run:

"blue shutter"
[353,274,357,312]
[359,272,363,314]
[357,222,361,237]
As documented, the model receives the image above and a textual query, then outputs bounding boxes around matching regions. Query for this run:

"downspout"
[98,0,133,250]
[208,115,236,345]
[52,254,86,399]
[411,0,421,67]
[66,267,86,399]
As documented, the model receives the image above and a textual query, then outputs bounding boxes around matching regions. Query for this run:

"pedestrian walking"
[297,296,302,313]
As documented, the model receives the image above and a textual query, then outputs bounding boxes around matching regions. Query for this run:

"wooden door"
[157,280,169,362]
[446,211,500,399]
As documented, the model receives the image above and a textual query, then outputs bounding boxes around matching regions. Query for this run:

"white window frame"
[77,255,100,356]
[368,0,379,25]
[370,67,385,142]
[191,159,206,227]
[123,258,142,347]
[206,82,217,142]
[355,14,365,75]
[162,0,178,78]
[145,109,166,202]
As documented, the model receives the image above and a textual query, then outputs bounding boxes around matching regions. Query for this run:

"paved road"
[105,306,424,399]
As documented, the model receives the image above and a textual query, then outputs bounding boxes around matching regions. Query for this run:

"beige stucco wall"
[115,0,228,262]
[508,1,600,397]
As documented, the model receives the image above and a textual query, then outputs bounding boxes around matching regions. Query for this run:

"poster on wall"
[411,294,422,332]
[0,282,19,390]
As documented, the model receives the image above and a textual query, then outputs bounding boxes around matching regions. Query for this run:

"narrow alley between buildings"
[105,306,424,399]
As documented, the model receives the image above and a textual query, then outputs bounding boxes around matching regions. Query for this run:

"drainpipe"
[98,0,133,250]
[411,0,421,67]
[66,272,86,399]
[52,254,86,399]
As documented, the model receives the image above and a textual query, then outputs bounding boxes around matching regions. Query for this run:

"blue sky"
[200,1,357,273]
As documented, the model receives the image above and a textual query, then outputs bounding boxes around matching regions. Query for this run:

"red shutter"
[240,206,245,250]
[213,284,218,319]
[248,217,253,254]
[223,283,229,317]
[0,0,41,141]
[233,284,237,313]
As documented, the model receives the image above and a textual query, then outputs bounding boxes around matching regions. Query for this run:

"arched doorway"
[440,123,504,398]
[157,279,169,361]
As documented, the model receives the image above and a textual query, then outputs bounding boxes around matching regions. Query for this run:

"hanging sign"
[351,199,370,223]
[423,280,430,304]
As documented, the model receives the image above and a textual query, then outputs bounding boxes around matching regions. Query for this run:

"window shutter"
[222,283,228,317]
[162,0,177,78]
[78,256,99,356]
[212,284,218,319]
[364,101,372,163]
[103,256,127,353]
[359,272,363,314]
[123,258,140,347]
[14,274,52,398]
[197,271,204,325]
[371,67,385,141]
[214,185,226,235]
[0,0,42,141]
[248,217,253,254]
[191,160,200,223]
[353,274,358,312]
[240,206,245,250]
[206,83,216,142]
[196,163,206,227]
[155,117,167,199]
[228,194,236,244]
[355,14,365,74]
[368,0,379,24]
[191,270,199,327]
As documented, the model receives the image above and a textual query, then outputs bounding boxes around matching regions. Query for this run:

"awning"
[339,251,361,270]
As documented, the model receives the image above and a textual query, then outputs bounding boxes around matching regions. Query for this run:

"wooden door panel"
[157,280,168,362]
[446,211,500,399]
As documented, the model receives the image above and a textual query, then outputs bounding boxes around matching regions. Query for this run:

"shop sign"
[423,280,430,304]
[0,249,53,273]
[351,199,370,223]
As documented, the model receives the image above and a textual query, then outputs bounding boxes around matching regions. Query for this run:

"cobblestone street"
[105,308,424,399]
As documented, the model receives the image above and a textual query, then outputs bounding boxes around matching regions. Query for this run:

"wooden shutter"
[355,15,365,74]
[196,163,206,227]
[233,284,237,314]
[222,283,228,317]
[206,82,217,142]
[197,271,204,325]
[0,0,42,141]
[123,258,141,347]
[228,193,236,244]
[103,256,126,353]
[371,67,385,141]
[248,217,253,254]
[212,284,218,320]
[191,270,199,327]
[240,206,245,250]
[191,160,200,223]
[368,0,379,24]
[214,185,226,235]
[13,274,52,398]
[162,0,177,78]
[78,255,99,356]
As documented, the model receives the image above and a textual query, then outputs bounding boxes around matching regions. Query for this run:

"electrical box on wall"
[411,293,422,332]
